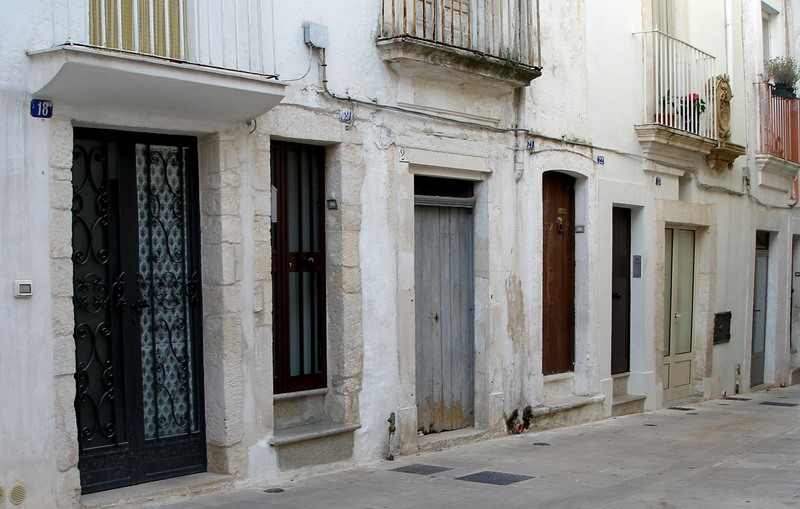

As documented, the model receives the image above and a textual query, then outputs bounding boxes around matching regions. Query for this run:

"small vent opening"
[10,484,26,505]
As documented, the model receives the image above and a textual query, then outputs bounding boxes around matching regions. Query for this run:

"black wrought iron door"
[72,129,205,493]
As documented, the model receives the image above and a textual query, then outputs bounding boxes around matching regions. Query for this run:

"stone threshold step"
[533,394,606,416]
[613,393,646,406]
[269,421,361,447]
[81,472,233,509]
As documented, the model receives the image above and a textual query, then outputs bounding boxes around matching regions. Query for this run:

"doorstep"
[80,472,233,509]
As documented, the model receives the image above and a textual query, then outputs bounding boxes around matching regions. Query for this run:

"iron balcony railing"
[46,0,273,76]
[379,0,540,67]
[638,30,717,139]
[757,82,800,164]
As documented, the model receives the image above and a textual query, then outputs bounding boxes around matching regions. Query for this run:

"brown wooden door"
[611,207,631,375]
[271,142,327,394]
[542,172,575,375]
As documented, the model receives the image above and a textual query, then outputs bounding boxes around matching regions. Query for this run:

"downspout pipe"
[513,86,526,182]
[725,0,734,79]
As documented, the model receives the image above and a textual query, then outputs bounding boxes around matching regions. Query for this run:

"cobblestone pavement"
[147,384,800,509]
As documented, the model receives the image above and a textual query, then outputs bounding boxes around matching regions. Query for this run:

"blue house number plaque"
[30,99,53,118]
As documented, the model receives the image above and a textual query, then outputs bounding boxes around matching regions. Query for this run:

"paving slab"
[146,385,800,509]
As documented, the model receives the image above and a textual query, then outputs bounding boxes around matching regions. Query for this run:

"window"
[89,0,184,59]
[761,2,779,63]
[414,0,471,47]
[653,0,675,35]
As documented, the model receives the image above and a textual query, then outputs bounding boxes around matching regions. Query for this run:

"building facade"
[1,0,799,507]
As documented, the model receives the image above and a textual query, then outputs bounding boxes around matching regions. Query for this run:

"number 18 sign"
[30,99,53,118]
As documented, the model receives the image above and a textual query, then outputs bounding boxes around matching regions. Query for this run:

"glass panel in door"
[675,230,695,355]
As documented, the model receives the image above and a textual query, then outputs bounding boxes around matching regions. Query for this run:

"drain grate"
[532,442,550,446]
[723,396,751,401]
[760,401,798,407]
[455,471,534,486]
[669,406,694,411]
[391,464,452,475]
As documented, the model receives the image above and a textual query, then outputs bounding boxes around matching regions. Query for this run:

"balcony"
[637,31,716,137]
[27,0,284,125]
[377,0,541,87]
[754,82,800,191]
[634,31,745,173]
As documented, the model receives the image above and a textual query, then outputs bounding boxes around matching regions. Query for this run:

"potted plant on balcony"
[679,93,706,133]
[765,56,799,98]
[654,90,676,126]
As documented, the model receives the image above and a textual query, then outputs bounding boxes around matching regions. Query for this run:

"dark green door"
[72,129,206,493]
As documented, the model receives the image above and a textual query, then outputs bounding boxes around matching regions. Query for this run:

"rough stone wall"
[199,132,248,475]
[50,120,81,508]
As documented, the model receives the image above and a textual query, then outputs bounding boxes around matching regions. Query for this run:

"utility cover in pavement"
[391,464,452,475]
[455,471,534,486]
[760,401,799,407]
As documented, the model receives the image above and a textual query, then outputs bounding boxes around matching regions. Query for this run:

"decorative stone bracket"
[708,142,746,172]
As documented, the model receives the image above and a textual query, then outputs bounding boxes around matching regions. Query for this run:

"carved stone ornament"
[706,74,745,171]
[715,74,733,141]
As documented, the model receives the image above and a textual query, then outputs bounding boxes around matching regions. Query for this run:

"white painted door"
[663,228,695,402]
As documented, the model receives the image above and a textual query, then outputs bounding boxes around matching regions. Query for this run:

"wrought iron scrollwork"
[137,143,198,439]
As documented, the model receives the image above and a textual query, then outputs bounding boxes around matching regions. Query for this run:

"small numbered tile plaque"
[30,99,53,118]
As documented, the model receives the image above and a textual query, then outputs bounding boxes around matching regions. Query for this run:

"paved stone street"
[148,385,800,509]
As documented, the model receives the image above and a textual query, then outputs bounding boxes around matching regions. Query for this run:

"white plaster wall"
[260,0,540,463]
[0,1,67,507]
[4,0,800,505]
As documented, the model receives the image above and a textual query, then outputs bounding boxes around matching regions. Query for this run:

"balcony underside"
[755,154,800,191]
[635,123,744,174]
[376,36,541,88]
[28,45,285,128]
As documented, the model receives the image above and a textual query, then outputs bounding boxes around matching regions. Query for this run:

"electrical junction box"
[303,23,328,49]
[14,279,32,298]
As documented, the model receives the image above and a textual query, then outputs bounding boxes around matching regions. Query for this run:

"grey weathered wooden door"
[415,199,475,434]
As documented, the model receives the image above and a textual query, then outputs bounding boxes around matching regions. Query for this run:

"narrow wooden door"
[271,142,327,394]
[611,208,631,375]
[415,199,474,434]
[663,227,695,402]
[542,172,576,375]
[72,129,206,493]
[751,244,769,387]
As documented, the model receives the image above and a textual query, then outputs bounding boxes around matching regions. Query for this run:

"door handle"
[612,292,622,300]
[132,299,150,312]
